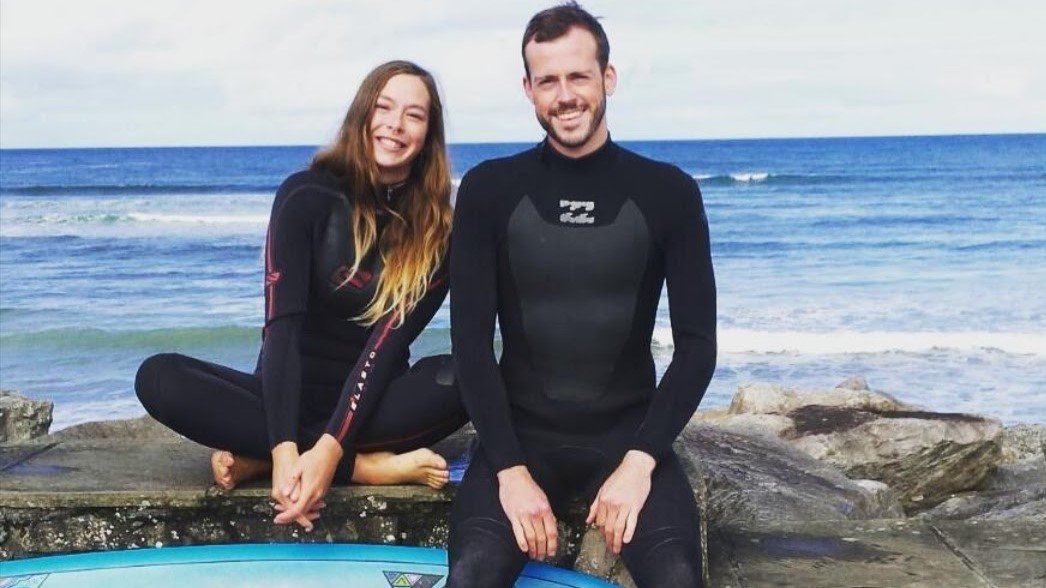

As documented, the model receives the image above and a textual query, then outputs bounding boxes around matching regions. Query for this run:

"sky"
[1,0,1044,148]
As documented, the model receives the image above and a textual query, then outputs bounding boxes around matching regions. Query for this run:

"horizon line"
[1,130,1043,151]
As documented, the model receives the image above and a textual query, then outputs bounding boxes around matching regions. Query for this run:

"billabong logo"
[559,200,595,224]
[382,570,443,588]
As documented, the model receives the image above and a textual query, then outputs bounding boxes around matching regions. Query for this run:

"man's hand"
[586,450,655,554]
[273,434,342,531]
[497,465,558,560]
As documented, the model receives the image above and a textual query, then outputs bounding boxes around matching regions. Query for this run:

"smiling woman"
[133,60,465,533]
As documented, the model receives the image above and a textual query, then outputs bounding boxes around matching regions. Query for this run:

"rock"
[724,381,1004,511]
[852,479,906,518]
[835,375,869,391]
[691,412,797,439]
[728,382,910,416]
[676,423,903,529]
[979,456,1046,492]
[999,423,1046,463]
[916,486,1046,522]
[47,415,181,442]
[788,406,1003,510]
[0,390,53,442]
[574,528,636,588]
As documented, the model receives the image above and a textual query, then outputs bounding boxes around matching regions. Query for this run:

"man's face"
[524,26,617,157]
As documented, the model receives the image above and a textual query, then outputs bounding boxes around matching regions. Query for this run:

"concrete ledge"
[0,436,660,586]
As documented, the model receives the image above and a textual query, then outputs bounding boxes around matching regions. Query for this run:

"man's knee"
[621,532,703,587]
[447,518,525,588]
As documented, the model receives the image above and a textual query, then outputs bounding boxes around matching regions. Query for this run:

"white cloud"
[1,0,1043,147]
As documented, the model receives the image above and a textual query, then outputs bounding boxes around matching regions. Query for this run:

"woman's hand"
[273,434,343,530]
[270,441,317,530]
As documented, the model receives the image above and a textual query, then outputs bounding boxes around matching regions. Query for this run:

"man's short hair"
[521,2,610,77]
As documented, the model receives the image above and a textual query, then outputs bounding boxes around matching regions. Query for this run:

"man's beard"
[537,92,607,148]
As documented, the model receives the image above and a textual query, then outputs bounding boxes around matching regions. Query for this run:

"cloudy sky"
[1,0,1043,148]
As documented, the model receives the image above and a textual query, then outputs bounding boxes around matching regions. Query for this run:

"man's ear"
[523,75,535,105]
[604,63,618,96]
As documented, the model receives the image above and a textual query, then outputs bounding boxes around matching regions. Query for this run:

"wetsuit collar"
[380,180,407,203]
[539,135,618,170]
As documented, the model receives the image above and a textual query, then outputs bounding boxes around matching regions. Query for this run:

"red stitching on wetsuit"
[334,310,398,441]
[332,275,445,442]
[263,228,277,331]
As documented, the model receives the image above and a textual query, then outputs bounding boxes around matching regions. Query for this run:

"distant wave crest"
[692,172,854,186]
[653,327,1046,356]
[1,183,277,196]
[14,212,269,225]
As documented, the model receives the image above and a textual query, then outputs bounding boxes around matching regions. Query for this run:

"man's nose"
[554,80,578,103]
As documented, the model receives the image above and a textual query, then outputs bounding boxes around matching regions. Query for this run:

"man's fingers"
[532,514,547,559]
[521,516,539,559]
[611,507,627,553]
[510,517,528,553]
[602,504,618,548]
[595,500,608,529]
[623,509,639,545]
[543,510,558,557]
[585,497,599,524]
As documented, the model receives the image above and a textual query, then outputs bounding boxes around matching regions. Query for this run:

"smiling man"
[447,3,717,586]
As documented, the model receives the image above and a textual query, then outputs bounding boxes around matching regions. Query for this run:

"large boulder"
[676,423,903,529]
[0,390,53,442]
[720,379,1003,510]
[728,380,911,417]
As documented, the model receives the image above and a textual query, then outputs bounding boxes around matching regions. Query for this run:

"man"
[448,3,716,586]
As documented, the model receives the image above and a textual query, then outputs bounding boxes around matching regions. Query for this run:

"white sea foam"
[127,212,268,224]
[729,171,770,182]
[652,327,1046,356]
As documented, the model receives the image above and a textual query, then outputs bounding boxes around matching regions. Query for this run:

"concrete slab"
[716,519,990,587]
[931,520,1046,588]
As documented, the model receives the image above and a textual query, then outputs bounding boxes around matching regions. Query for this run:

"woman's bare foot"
[210,450,271,490]
[352,448,450,489]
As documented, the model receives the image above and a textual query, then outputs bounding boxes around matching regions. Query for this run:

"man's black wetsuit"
[447,139,716,587]
[136,168,466,481]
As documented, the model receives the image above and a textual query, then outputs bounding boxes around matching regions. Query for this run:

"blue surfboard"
[0,543,618,587]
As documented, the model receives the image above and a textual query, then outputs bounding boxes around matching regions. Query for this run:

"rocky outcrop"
[715,379,1003,510]
[0,390,53,442]
[676,423,903,528]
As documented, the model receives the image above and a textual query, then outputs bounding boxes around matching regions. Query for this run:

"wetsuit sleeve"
[632,175,717,460]
[324,256,450,449]
[260,184,317,448]
[450,168,527,473]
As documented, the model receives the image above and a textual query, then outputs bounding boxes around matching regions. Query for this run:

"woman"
[135,61,466,530]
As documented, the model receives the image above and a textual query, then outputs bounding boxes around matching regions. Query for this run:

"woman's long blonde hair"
[312,61,452,327]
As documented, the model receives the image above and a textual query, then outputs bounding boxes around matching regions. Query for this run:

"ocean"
[1,134,1044,430]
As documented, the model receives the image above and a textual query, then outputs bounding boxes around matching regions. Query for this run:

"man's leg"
[446,450,528,588]
[617,451,703,587]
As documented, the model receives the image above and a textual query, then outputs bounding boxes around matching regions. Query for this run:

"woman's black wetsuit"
[136,168,466,482]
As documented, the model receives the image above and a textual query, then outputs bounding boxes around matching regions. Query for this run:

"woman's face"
[370,74,431,184]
